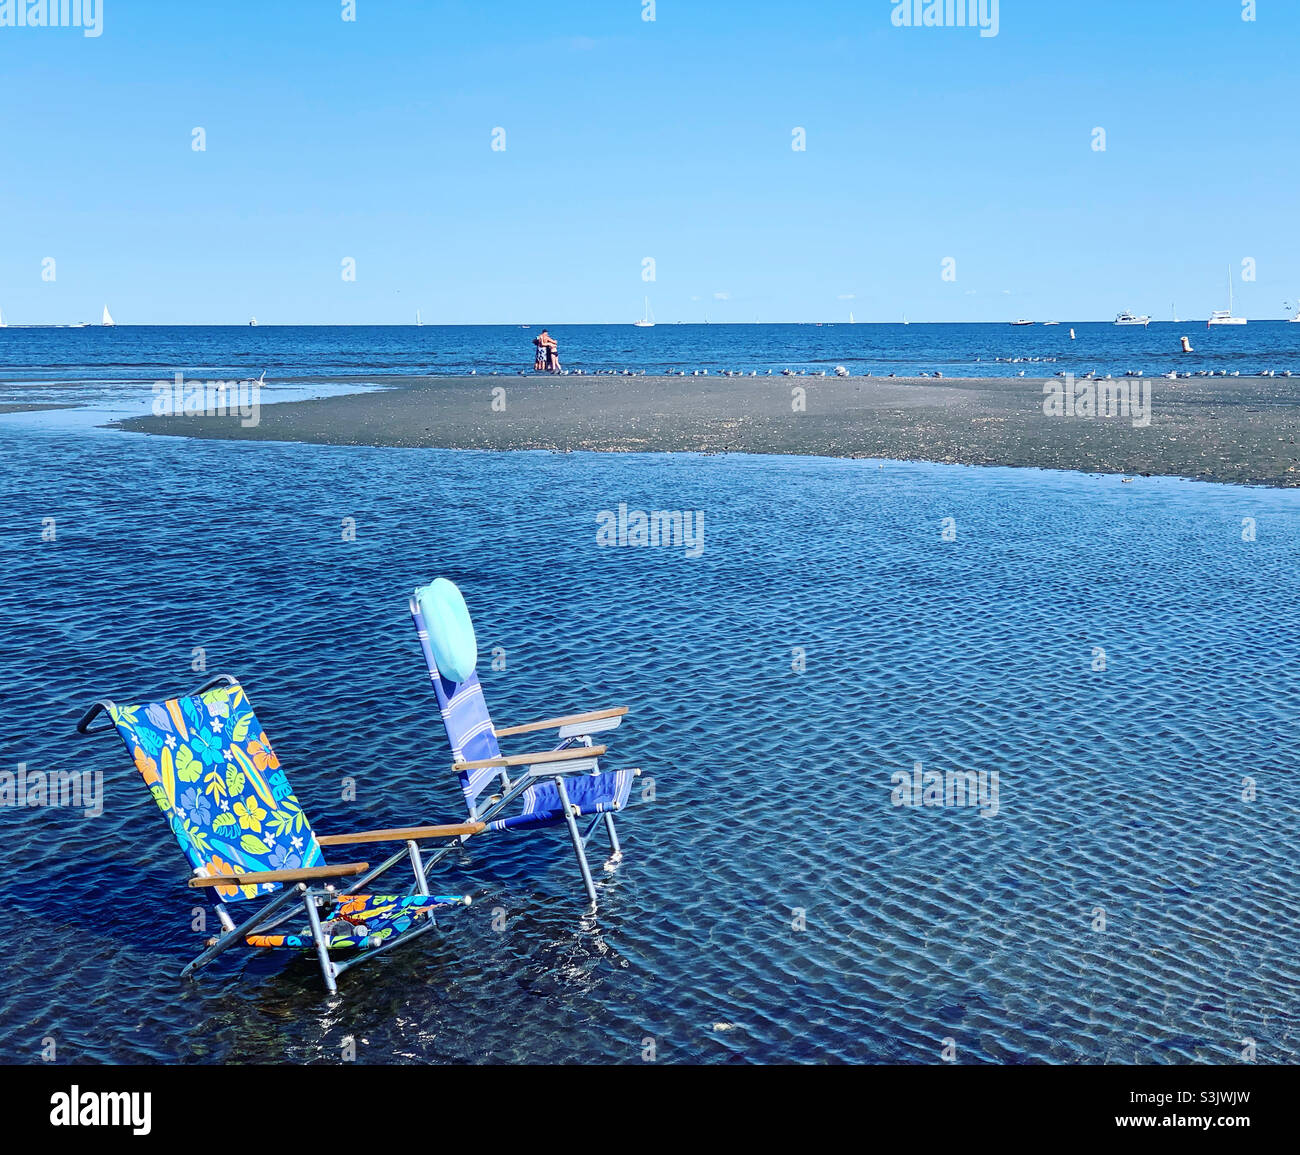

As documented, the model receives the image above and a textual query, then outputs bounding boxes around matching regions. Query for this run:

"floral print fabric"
[109,682,323,902]
[245,894,449,950]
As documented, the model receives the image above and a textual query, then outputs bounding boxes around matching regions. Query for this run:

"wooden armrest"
[188,862,369,888]
[494,706,628,739]
[454,744,607,772]
[317,821,486,847]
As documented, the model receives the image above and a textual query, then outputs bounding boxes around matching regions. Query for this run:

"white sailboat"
[102,305,115,327]
[849,311,855,324]
[416,309,422,327]
[1287,300,1300,322]
[1207,267,1246,325]
[634,297,655,327]
[0,307,6,328]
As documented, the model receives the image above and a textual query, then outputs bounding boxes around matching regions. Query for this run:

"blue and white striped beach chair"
[408,578,639,909]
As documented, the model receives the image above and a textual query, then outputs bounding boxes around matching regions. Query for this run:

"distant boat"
[0,307,6,328]
[249,316,258,327]
[1289,305,1300,323]
[415,310,422,327]
[1171,303,1181,322]
[1207,266,1246,325]
[69,321,89,328]
[902,315,910,325]
[102,305,115,327]
[1043,320,1060,325]
[634,297,655,327]
[1010,319,1034,326]
[849,311,855,324]
[1114,311,1150,326]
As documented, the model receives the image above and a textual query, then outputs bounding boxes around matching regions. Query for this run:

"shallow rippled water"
[1,419,1297,1063]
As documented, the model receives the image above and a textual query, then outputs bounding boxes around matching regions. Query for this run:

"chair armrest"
[494,707,628,738]
[454,744,607,772]
[188,862,369,888]
[317,821,485,847]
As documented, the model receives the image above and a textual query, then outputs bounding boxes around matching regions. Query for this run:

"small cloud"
[837,293,856,301]
[713,291,730,301]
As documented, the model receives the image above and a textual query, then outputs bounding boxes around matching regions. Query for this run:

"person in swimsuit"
[533,330,549,371]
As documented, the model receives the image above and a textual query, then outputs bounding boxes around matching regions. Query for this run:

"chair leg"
[603,812,623,863]
[406,840,430,896]
[301,887,338,995]
[554,776,599,909]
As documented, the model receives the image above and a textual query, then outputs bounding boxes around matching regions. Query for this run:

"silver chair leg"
[301,887,338,994]
[603,812,623,861]
[554,776,598,908]
[406,840,430,896]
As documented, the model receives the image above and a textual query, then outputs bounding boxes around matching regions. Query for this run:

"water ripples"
[0,429,1297,1063]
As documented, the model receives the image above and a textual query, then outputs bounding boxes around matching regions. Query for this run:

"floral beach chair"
[77,675,482,994]
[405,578,640,909]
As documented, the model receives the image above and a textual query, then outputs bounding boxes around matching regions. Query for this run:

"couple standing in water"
[532,329,561,373]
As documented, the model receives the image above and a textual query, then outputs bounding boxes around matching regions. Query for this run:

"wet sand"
[119,373,1300,488]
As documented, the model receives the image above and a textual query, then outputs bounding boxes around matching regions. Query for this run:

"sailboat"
[1287,300,1300,323]
[416,309,422,327]
[249,316,258,327]
[1208,267,1246,325]
[0,307,6,328]
[634,298,655,328]
[849,311,855,324]
[102,305,115,327]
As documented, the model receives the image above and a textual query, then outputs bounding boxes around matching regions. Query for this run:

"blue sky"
[1,0,1297,324]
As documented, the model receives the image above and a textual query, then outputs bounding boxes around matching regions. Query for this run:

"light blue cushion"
[416,578,477,683]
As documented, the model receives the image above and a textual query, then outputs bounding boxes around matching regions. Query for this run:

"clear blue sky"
[1,0,1296,324]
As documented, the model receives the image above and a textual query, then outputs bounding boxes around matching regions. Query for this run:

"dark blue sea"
[1,327,1298,1064]
[1,323,1299,403]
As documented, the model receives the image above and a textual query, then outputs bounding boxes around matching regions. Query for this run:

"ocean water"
[0,401,1297,1064]
[1,322,1299,404]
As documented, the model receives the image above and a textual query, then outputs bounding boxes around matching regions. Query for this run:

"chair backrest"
[107,681,324,902]
[410,585,502,817]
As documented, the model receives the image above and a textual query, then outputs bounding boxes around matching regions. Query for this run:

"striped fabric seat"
[487,766,636,831]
